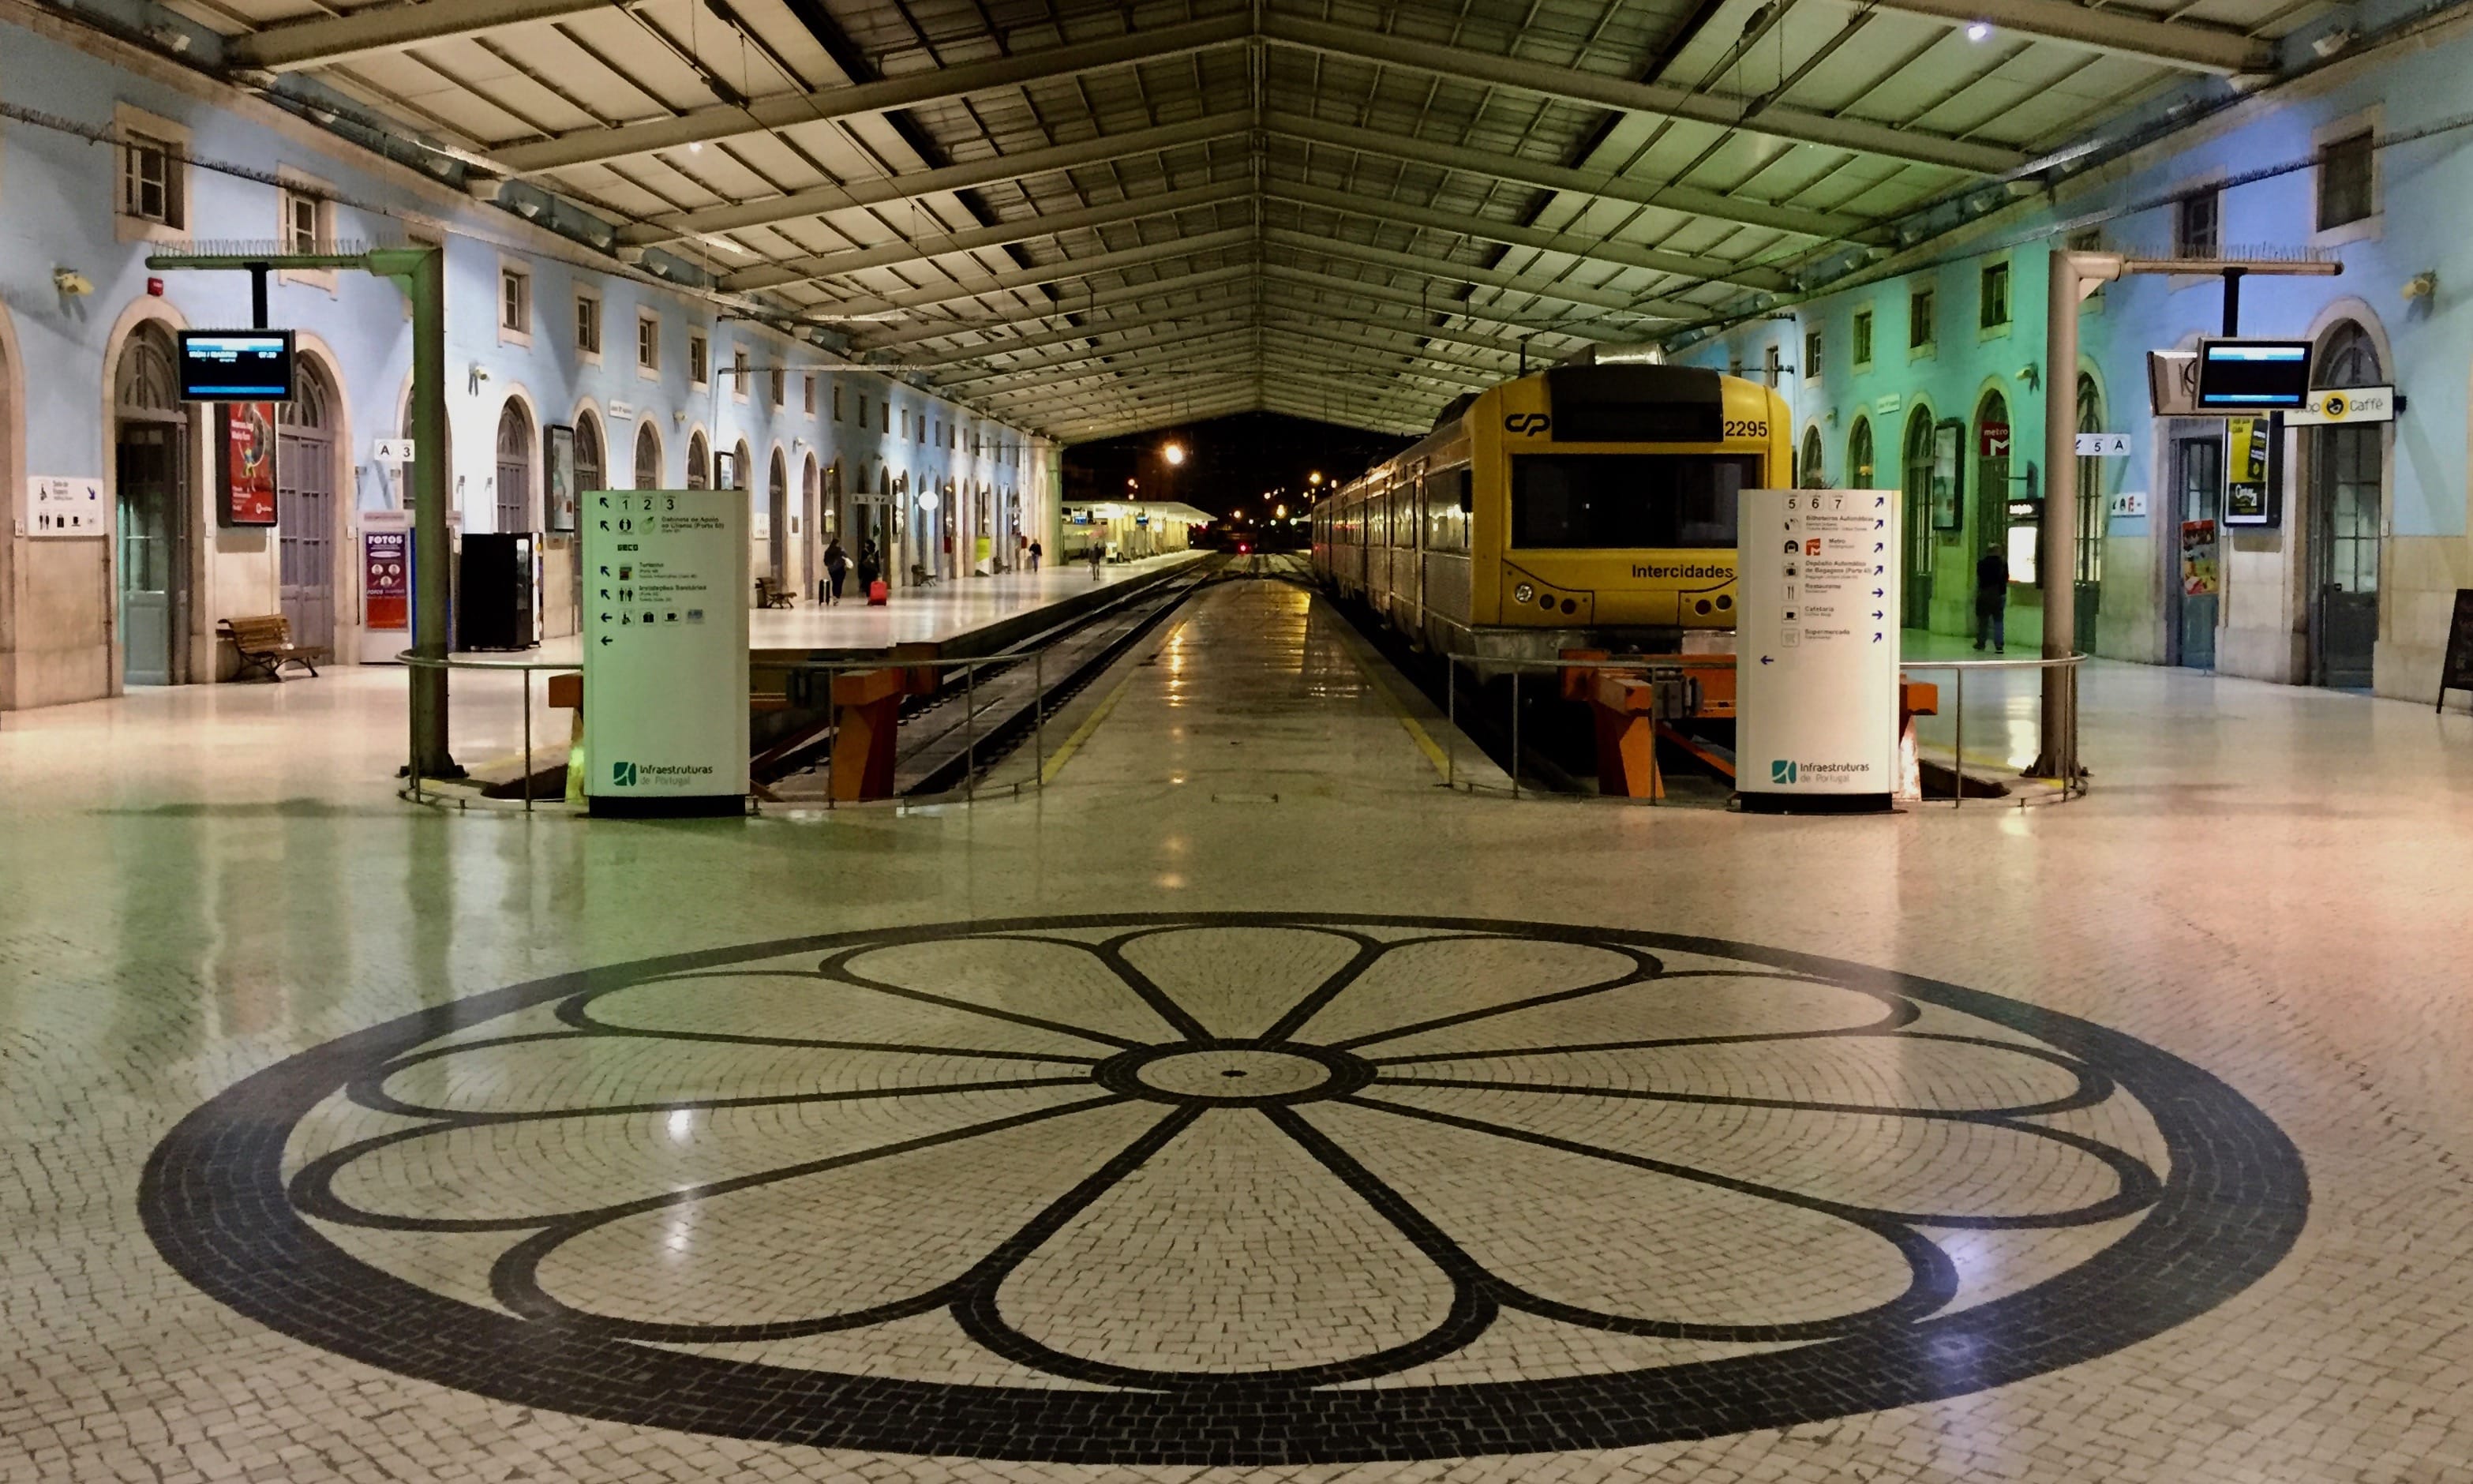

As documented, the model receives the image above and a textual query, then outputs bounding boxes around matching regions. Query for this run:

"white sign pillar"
[1736,488,1903,813]
[583,489,750,817]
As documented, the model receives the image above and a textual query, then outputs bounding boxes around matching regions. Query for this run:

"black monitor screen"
[178,331,296,401]
[2195,339,2312,410]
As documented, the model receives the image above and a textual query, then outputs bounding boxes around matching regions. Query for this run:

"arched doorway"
[2310,321,2383,688]
[568,412,605,633]
[1898,410,1935,628]
[633,422,661,489]
[687,430,710,489]
[114,323,192,685]
[277,359,340,651]
[494,400,535,533]
[800,452,820,599]
[2072,373,2105,645]
[1799,425,1826,489]
[1973,390,2012,571]
[575,413,605,497]
[767,446,789,590]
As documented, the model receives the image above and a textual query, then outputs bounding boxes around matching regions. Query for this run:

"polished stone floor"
[4,577,2471,1482]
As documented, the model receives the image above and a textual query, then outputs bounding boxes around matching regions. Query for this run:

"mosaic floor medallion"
[142,914,2307,1464]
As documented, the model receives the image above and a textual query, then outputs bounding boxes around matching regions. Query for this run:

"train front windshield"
[1510,454,1757,549]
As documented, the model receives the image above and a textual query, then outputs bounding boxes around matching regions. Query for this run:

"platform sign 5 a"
[1737,489,1902,813]
[583,489,749,817]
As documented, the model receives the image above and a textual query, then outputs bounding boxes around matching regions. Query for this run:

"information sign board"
[1737,488,1902,813]
[583,489,748,816]
[2224,416,2279,527]
[178,330,295,401]
[364,528,409,630]
[2074,433,2133,457]
[27,475,106,536]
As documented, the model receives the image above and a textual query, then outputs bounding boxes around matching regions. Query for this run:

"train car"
[1310,362,1791,660]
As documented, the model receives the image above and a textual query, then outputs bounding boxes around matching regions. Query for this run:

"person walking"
[856,539,882,600]
[1028,538,1042,573]
[1088,542,1104,580]
[1974,542,2008,653]
[822,538,848,605]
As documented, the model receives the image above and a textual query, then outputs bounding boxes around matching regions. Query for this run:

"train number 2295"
[1722,419,1770,440]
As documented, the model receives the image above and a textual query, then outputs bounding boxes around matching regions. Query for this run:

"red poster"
[222,402,278,526]
[364,530,410,629]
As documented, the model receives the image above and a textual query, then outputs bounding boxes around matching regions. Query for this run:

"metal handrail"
[395,647,1053,812]
[1437,648,2089,808]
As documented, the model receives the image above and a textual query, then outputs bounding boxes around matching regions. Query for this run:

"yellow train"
[1310,363,1792,659]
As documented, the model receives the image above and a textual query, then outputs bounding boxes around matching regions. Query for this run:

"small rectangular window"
[283,189,322,254]
[901,410,909,439]
[803,375,815,414]
[1763,344,1782,388]
[732,348,749,399]
[2318,132,2374,230]
[882,403,890,434]
[500,268,530,334]
[834,385,845,422]
[576,294,601,355]
[1909,288,1935,350]
[689,333,710,384]
[1980,261,2010,329]
[637,313,659,369]
[2176,189,2220,260]
[1853,310,1873,368]
[1804,328,1823,382]
[121,133,182,226]
[770,368,785,407]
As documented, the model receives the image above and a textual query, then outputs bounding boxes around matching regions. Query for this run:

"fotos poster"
[2181,519,2221,598]
[222,402,278,527]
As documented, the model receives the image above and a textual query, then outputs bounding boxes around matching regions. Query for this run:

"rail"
[1437,650,2089,807]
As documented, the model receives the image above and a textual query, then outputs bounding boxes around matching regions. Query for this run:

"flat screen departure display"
[2194,339,2313,410]
[178,331,296,401]
[1511,454,1755,549]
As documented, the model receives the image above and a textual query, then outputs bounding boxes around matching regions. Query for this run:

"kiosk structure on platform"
[582,490,751,817]
[1736,488,1904,814]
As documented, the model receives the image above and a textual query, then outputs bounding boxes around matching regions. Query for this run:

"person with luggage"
[857,540,882,603]
[822,538,848,605]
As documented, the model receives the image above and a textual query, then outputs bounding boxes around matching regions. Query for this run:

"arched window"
[494,399,535,532]
[575,411,605,498]
[1848,416,1875,487]
[767,446,789,579]
[633,421,661,489]
[731,439,751,493]
[2310,320,2385,686]
[2074,373,2104,586]
[1973,391,2010,560]
[687,430,710,489]
[1899,410,1936,628]
[1799,425,1827,488]
[277,360,340,650]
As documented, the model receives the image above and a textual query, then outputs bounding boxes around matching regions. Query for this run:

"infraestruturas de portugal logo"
[612,761,639,786]
[1771,759,1798,785]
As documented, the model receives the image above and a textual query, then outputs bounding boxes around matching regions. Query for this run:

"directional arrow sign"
[1873,633,1885,642]
[600,635,613,646]
[1873,496,1887,508]
[1760,655,1774,665]
[1872,611,1884,620]
[1872,588,1885,597]
[1874,542,1885,553]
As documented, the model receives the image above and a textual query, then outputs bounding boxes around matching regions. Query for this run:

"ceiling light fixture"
[1965,21,1992,39]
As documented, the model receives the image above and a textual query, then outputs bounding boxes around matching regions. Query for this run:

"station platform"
[2,578,2469,1484]
[491,549,1211,667]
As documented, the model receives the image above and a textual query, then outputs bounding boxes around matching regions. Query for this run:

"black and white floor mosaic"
[143,913,2307,1467]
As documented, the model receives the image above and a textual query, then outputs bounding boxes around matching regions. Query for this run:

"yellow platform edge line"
[1321,604,1452,784]
[1039,613,1197,785]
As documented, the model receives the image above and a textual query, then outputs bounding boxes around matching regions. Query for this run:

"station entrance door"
[2169,429,2220,671]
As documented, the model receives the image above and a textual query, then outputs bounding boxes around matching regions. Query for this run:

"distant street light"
[1274,504,1287,518]
[1163,442,1186,467]
[1308,471,1323,486]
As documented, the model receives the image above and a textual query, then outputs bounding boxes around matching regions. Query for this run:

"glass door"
[117,423,185,685]
[2171,434,2220,671]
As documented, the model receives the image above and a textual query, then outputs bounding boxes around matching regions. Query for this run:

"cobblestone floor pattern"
[5,576,2472,1482]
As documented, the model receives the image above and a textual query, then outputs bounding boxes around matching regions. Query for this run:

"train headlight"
[1512,582,1534,603]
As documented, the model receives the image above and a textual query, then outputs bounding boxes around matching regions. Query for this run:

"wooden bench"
[754,576,796,609]
[218,614,323,681]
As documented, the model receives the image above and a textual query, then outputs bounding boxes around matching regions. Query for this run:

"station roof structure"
[189,0,2322,440]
